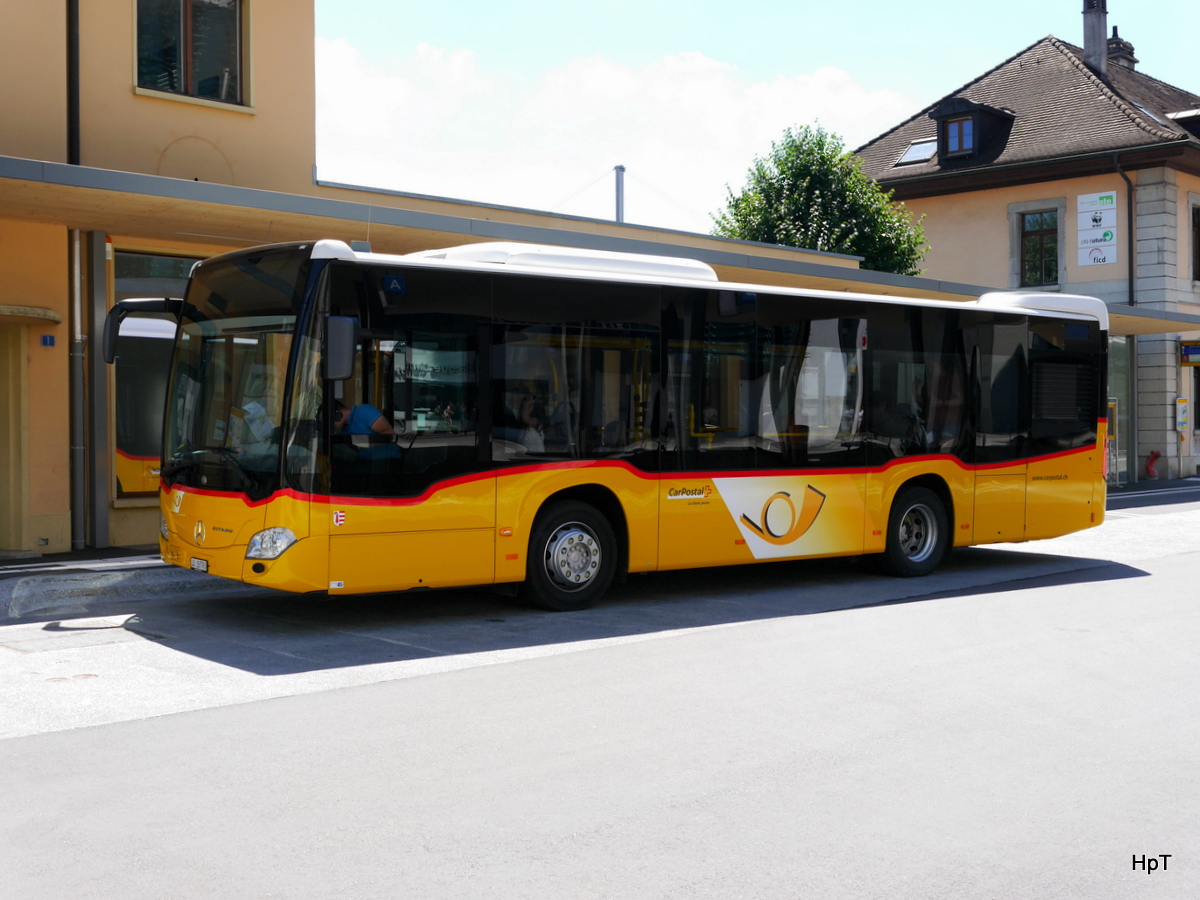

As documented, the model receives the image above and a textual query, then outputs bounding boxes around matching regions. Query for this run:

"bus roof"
[308,239,1109,331]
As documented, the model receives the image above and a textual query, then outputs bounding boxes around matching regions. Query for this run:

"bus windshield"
[161,246,312,499]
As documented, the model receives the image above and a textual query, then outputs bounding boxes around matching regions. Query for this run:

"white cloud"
[315,37,919,235]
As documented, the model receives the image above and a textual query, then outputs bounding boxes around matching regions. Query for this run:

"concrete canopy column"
[1133,169,1184,478]
[86,231,110,547]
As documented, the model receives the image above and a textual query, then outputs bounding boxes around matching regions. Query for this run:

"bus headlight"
[246,527,297,559]
[160,513,169,540]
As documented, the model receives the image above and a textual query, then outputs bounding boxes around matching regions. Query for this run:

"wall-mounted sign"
[1079,246,1115,267]
[1078,191,1118,212]
[1077,191,1118,267]
[1078,227,1117,248]
[1078,208,1117,230]
[1181,341,1200,366]
[1177,398,1189,432]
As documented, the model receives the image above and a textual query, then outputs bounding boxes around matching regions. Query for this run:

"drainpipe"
[69,231,86,548]
[67,0,80,165]
[1113,153,1135,306]
[68,2,84,544]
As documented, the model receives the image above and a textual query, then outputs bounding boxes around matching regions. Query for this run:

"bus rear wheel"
[878,486,948,577]
[523,501,617,611]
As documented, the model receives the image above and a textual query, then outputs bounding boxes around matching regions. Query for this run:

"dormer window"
[945,116,974,155]
[929,98,1013,163]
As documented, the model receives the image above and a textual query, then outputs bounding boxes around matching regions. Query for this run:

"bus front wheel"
[523,501,617,611]
[879,486,948,577]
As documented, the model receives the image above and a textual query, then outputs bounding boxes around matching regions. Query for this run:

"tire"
[877,486,949,577]
[522,501,618,611]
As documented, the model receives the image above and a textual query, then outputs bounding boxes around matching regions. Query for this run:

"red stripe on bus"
[161,443,1099,509]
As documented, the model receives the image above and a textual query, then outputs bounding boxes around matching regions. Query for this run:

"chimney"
[1082,0,1108,77]
[1107,26,1138,71]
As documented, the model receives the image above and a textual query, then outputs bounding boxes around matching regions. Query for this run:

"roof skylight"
[896,139,937,165]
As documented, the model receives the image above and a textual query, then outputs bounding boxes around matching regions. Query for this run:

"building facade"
[856,0,1200,482]
[1,0,992,556]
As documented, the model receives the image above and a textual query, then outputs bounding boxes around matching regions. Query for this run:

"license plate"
[190,558,209,573]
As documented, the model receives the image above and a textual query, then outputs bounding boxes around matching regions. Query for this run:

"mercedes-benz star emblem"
[194,520,206,545]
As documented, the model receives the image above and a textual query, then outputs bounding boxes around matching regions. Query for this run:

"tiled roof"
[856,36,1200,183]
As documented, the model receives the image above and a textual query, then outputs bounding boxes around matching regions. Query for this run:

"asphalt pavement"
[2,478,1199,898]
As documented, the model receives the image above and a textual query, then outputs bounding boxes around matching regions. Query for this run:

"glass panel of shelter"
[112,251,196,498]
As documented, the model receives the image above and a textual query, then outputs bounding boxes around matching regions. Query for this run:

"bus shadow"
[122,548,1149,676]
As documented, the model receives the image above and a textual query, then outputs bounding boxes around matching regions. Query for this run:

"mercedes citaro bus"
[104,240,1108,610]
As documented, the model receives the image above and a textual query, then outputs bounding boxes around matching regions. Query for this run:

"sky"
[313,1,1199,236]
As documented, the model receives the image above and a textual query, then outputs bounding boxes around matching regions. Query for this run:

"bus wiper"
[161,444,260,494]
[212,447,260,494]
[161,459,201,478]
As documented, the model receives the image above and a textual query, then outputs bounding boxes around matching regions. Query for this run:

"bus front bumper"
[160,536,326,594]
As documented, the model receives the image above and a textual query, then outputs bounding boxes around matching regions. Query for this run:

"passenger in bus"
[334,399,402,459]
[335,399,395,436]
[517,394,545,453]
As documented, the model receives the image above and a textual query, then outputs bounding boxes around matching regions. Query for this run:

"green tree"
[713,125,926,275]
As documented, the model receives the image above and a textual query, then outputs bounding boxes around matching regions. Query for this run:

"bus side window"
[1028,319,1100,454]
[865,307,968,460]
[963,313,1029,464]
[327,265,489,498]
[758,315,866,469]
[493,276,659,470]
[662,287,757,471]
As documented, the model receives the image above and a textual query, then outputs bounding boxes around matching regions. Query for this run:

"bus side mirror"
[324,316,358,381]
[102,297,183,364]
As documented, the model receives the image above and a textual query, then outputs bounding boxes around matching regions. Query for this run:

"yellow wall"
[0,4,67,162]
[76,1,316,193]
[0,221,70,552]
[908,173,1140,289]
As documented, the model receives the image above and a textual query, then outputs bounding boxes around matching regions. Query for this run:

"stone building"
[856,0,1200,481]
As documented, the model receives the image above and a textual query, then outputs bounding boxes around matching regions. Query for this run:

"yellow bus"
[104,240,1108,610]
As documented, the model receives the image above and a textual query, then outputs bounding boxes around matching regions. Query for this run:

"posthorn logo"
[740,486,827,546]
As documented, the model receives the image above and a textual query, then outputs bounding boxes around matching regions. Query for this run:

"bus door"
[968,314,1029,543]
[325,265,494,593]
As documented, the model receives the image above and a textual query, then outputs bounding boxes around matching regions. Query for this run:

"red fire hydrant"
[1146,450,1161,479]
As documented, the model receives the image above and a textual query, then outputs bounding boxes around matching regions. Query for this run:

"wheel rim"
[897,502,938,563]
[543,521,602,592]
